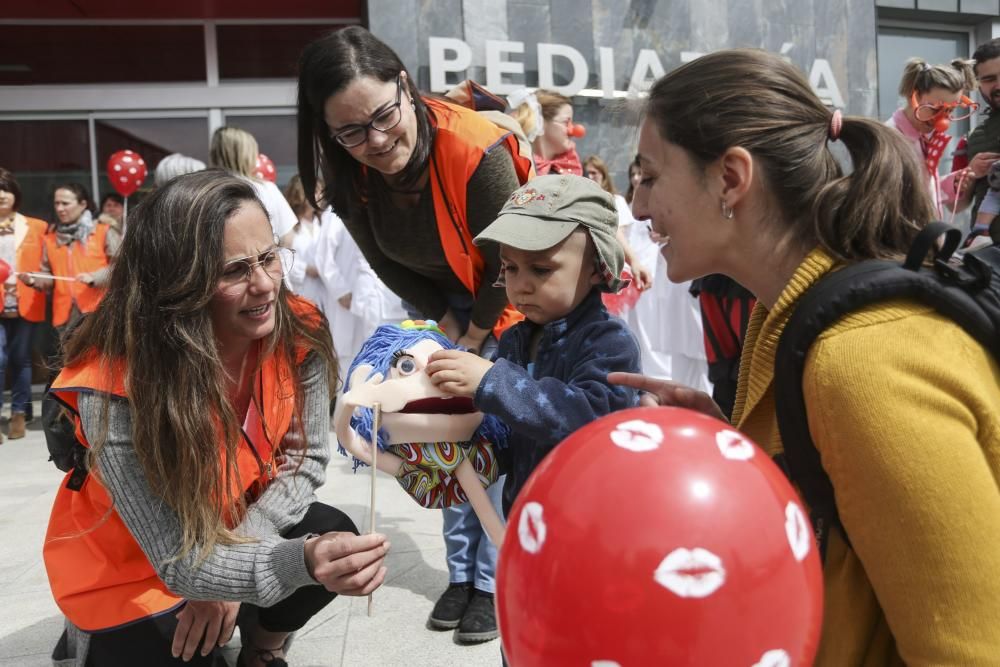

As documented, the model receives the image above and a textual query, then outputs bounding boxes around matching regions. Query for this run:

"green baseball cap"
[473,174,627,293]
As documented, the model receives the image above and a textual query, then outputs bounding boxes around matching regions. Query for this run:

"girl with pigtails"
[887,57,979,217]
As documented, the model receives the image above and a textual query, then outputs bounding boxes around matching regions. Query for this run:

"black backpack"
[43,392,89,491]
[774,222,1000,559]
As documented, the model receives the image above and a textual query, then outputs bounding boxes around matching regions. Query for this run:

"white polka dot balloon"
[496,406,823,666]
[105,149,147,197]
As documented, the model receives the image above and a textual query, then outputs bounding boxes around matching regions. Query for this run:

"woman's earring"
[721,201,735,220]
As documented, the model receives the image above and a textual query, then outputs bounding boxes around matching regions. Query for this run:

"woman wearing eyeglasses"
[887,57,978,218]
[297,26,533,643]
[43,171,389,667]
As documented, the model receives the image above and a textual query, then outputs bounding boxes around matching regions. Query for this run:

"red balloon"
[106,150,148,197]
[254,153,277,182]
[0,259,11,284]
[497,406,823,667]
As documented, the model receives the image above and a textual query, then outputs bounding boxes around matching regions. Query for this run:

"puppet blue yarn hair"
[339,323,509,471]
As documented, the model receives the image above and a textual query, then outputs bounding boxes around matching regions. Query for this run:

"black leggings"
[83,502,357,667]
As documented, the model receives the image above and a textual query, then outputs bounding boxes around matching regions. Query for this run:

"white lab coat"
[287,217,326,309]
[621,201,711,392]
[313,208,406,369]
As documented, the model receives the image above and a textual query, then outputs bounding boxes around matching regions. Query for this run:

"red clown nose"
[567,122,586,138]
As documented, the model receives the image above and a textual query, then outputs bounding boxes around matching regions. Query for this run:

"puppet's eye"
[391,351,418,376]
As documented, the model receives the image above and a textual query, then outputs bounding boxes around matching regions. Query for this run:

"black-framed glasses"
[332,75,404,148]
[218,247,295,294]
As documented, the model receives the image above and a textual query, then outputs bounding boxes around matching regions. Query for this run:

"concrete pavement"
[0,407,502,666]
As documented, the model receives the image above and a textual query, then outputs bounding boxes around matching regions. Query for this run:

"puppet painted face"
[344,325,487,446]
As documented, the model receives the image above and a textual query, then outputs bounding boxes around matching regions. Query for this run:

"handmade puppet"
[334,320,508,544]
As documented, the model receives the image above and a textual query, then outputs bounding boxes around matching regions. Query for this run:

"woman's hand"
[171,600,239,661]
[456,322,490,355]
[630,262,654,291]
[16,273,36,287]
[305,532,389,595]
[426,349,494,398]
[437,310,463,343]
[968,151,1000,178]
[608,372,727,422]
[75,272,95,286]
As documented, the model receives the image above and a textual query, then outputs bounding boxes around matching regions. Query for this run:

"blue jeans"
[444,478,505,593]
[0,317,35,414]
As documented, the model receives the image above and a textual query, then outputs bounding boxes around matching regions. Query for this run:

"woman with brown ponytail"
[612,49,1000,664]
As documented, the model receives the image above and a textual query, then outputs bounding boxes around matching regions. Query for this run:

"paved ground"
[0,404,501,666]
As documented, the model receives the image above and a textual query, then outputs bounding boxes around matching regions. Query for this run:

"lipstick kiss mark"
[715,429,755,461]
[753,649,791,667]
[654,547,726,598]
[518,501,547,554]
[610,419,663,452]
[785,501,811,562]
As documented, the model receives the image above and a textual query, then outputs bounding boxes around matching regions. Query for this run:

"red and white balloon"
[497,406,824,666]
[254,153,277,182]
[106,150,147,197]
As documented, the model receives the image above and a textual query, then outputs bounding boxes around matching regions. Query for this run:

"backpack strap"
[775,223,1000,560]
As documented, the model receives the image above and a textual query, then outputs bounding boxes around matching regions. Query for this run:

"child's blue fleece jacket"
[474,290,641,515]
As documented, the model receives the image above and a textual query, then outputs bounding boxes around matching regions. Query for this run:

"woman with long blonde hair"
[210,126,298,247]
[43,171,389,667]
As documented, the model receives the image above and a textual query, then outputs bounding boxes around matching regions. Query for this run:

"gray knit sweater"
[53,352,331,665]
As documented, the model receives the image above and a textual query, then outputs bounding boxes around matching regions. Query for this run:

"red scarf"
[920,131,952,178]
[534,146,582,176]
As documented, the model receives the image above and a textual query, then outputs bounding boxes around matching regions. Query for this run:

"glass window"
[95,117,210,207]
[217,24,345,80]
[0,25,206,85]
[0,119,90,220]
[221,114,297,188]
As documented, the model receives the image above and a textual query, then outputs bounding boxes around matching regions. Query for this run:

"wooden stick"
[368,401,380,618]
[16,272,77,282]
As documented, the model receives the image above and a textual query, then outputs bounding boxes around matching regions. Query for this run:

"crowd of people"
[1,24,997,667]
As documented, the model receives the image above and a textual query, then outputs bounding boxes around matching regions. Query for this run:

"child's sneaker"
[427,583,472,630]
[455,589,498,643]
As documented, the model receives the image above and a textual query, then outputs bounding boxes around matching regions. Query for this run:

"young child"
[426,174,642,514]
[970,161,1000,245]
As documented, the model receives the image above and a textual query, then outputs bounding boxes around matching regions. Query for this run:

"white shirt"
[249,178,297,240]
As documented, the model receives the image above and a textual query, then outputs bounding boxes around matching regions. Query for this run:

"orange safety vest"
[424,96,534,338]
[44,222,112,326]
[43,298,319,632]
[15,215,47,322]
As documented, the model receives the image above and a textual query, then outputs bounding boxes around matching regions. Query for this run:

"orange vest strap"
[424,97,531,338]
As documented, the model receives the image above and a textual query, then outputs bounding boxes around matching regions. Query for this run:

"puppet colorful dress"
[334,320,508,542]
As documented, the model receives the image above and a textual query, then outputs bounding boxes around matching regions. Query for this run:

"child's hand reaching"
[426,349,494,398]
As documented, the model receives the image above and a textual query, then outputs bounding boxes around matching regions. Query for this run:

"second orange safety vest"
[424,96,534,338]
[44,222,112,326]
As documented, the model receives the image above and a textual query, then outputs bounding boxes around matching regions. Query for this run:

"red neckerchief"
[534,146,582,176]
[920,130,952,178]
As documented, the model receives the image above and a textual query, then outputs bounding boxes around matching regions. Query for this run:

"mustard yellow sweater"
[733,248,1000,666]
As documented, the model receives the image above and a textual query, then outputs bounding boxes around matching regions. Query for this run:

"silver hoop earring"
[721,201,735,220]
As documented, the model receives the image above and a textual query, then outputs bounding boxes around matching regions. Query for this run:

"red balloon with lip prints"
[0,259,11,284]
[106,150,147,197]
[496,406,824,667]
[254,153,277,182]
